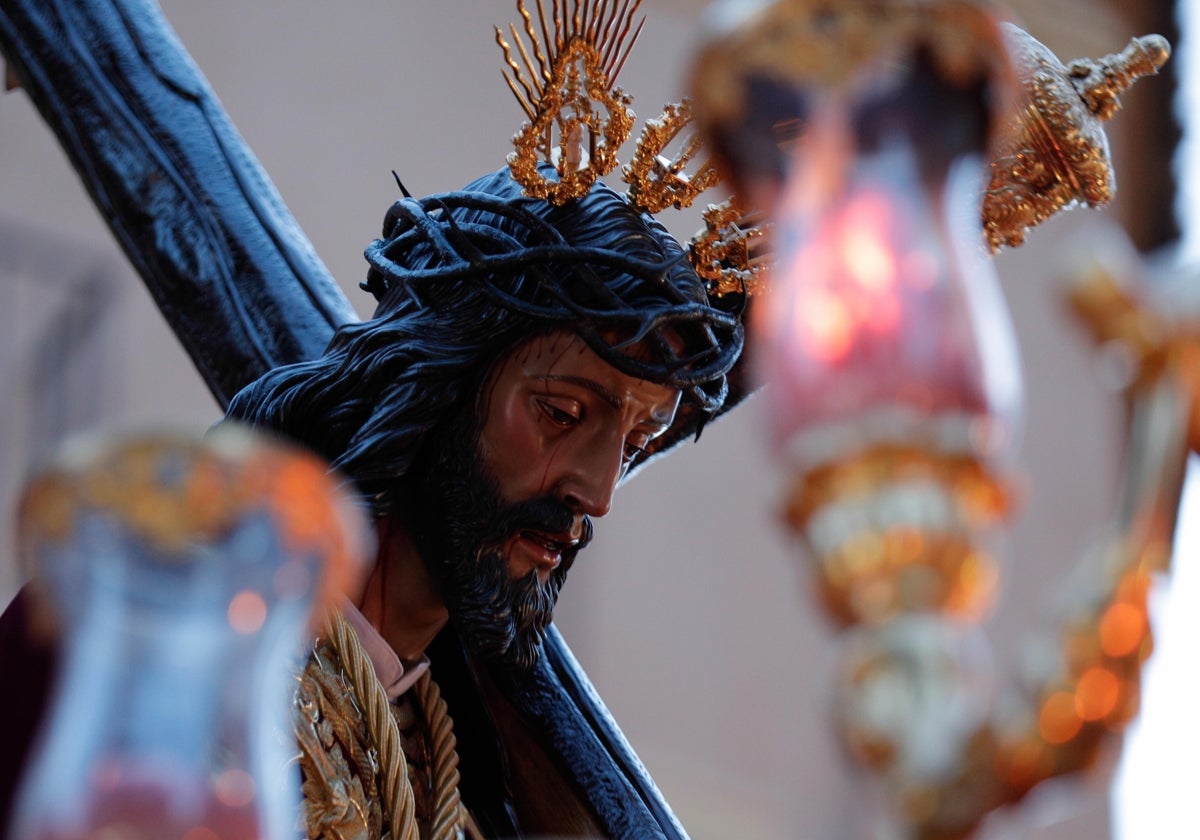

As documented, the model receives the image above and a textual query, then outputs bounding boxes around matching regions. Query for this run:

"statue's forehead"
[495,331,682,418]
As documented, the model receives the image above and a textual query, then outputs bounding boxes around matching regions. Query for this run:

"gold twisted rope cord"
[413,671,468,839]
[325,610,467,840]
[325,610,419,840]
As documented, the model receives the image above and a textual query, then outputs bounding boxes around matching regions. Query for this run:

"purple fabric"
[0,587,57,840]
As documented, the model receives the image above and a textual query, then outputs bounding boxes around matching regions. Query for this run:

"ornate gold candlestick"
[688,1,1177,837]
[11,429,370,840]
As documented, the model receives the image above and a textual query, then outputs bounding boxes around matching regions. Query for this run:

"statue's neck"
[354,515,449,662]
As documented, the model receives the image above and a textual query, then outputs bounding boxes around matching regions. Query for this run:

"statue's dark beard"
[404,402,591,670]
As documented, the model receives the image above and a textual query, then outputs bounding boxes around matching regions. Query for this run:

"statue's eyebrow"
[534,374,676,429]
[534,374,621,410]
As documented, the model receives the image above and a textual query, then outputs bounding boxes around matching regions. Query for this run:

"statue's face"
[410,330,681,669]
[478,330,682,583]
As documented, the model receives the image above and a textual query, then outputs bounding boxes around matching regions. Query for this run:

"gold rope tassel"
[325,610,420,840]
[413,671,467,839]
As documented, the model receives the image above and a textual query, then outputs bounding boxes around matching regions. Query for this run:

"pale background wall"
[0,1,1178,837]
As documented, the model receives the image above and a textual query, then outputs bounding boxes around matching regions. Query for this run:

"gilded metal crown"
[494,0,768,301]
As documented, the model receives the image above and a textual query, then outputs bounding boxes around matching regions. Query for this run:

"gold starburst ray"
[572,0,584,40]
[600,0,643,85]
[585,0,611,43]
[508,21,544,97]
[526,0,552,83]
[597,0,633,60]
[495,30,538,120]
[608,15,645,84]
[577,0,591,39]
[499,0,643,121]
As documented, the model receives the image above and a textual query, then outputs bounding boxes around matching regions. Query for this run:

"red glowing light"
[756,128,1022,457]
[28,782,261,840]
[227,590,267,635]
[214,769,257,809]
[797,287,855,363]
[772,186,914,366]
[841,195,899,295]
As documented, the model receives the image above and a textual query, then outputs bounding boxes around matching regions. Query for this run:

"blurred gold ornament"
[19,428,364,596]
[689,0,1016,160]
[1068,251,1200,453]
[690,1,1168,254]
[984,29,1170,251]
[687,2,1180,837]
[785,446,1010,627]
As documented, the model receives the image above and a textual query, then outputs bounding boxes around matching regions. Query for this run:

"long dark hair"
[226,167,742,514]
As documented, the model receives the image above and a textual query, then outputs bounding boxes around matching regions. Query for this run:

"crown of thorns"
[362,190,743,414]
